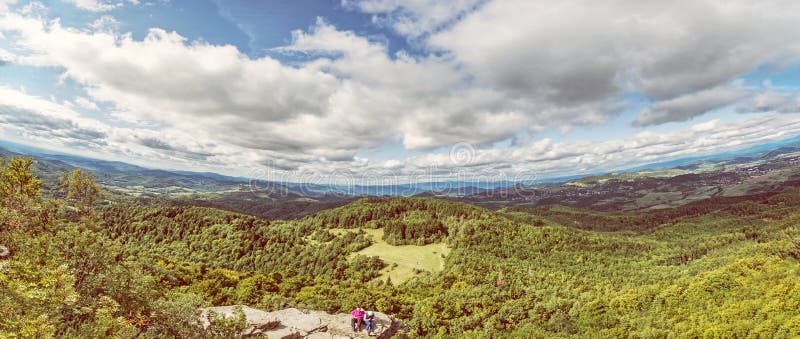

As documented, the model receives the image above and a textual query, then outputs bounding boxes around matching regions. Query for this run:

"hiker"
[351,306,365,332]
[363,310,376,336]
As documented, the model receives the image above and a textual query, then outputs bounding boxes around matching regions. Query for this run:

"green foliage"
[144,292,206,338]
[90,192,800,337]
[0,249,77,337]
[235,274,279,305]
[0,157,47,233]
[51,226,158,334]
[204,307,248,338]
[1,162,155,337]
[346,255,387,283]
[3,159,800,338]
[311,197,486,245]
[59,168,101,216]
[0,157,42,208]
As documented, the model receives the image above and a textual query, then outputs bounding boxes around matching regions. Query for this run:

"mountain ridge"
[3,134,799,197]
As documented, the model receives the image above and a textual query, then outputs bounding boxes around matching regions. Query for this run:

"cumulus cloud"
[736,89,800,114]
[74,96,100,110]
[2,1,800,181]
[0,86,227,167]
[0,0,16,13]
[634,85,751,126]
[4,1,800,157]
[2,80,799,182]
[398,113,800,181]
[0,86,346,176]
[0,15,352,152]
[62,0,130,12]
[89,15,120,31]
[343,0,484,38]
[427,0,800,123]
[0,86,109,147]
[0,48,12,65]
[280,18,616,150]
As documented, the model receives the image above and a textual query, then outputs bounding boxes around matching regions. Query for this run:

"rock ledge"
[199,306,406,338]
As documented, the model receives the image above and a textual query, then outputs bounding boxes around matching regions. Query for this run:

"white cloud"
[0,86,109,146]
[74,96,99,110]
[0,86,255,169]
[0,0,17,13]
[0,15,352,152]
[634,85,751,126]
[0,48,14,63]
[2,1,800,181]
[736,89,800,114]
[280,18,616,150]
[344,0,484,38]
[4,1,800,159]
[397,113,800,181]
[0,13,535,155]
[89,15,120,31]
[2,83,800,182]
[62,0,121,12]
[427,0,800,123]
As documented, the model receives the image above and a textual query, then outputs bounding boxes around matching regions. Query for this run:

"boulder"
[266,308,327,335]
[199,305,277,329]
[198,306,406,338]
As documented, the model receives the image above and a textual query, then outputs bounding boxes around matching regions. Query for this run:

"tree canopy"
[2,156,800,337]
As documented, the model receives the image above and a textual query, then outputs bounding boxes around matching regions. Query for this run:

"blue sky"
[1,0,800,183]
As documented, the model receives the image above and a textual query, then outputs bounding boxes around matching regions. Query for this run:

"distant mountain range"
[2,135,800,200]
[0,140,521,197]
[456,138,800,211]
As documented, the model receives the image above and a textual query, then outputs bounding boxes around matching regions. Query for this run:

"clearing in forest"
[336,228,451,284]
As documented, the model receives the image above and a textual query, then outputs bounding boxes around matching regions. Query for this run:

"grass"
[334,228,451,284]
[635,191,685,209]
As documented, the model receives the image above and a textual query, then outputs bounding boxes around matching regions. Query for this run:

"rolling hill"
[458,141,800,212]
[3,153,800,337]
[94,192,800,337]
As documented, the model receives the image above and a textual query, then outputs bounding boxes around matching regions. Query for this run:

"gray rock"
[198,306,406,338]
[199,305,278,329]
[305,333,350,339]
[267,308,327,335]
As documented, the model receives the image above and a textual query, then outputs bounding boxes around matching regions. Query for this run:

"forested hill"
[97,193,800,337]
[3,156,800,337]
[96,197,504,275]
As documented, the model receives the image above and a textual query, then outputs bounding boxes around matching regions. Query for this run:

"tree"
[145,292,206,338]
[0,157,41,210]
[235,274,279,305]
[0,157,47,234]
[204,307,247,338]
[59,169,100,216]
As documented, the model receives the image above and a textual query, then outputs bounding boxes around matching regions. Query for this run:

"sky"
[1,0,800,184]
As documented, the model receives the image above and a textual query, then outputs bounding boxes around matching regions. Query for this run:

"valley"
[2,146,800,336]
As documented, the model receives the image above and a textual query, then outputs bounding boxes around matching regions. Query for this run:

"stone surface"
[199,306,406,338]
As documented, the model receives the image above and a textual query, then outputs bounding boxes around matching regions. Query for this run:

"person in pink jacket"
[350,306,365,332]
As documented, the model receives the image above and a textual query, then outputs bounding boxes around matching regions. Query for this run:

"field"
[333,228,451,284]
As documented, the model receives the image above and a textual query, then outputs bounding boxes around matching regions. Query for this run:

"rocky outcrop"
[199,306,406,338]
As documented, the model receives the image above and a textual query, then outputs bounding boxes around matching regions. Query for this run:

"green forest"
[2,156,800,338]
